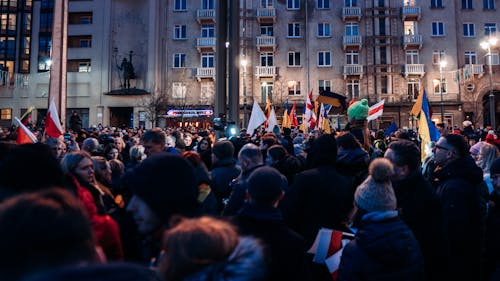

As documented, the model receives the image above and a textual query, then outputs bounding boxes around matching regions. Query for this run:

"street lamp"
[241,58,248,128]
[439,60,447,122]
[481,37,498,129]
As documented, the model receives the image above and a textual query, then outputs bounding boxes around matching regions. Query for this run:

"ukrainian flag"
[411,89,440,161]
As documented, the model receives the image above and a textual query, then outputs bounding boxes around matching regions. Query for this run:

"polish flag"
[45,99,64,137]
[367,99,385,122]
[305,90,317,129]
[15,117,37,144]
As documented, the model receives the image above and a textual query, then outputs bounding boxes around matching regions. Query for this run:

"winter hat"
[470,141,485,157]
[247,167,287,205]
[123,153,199,222]
[463,120,472,127]
[213,140,235,160]
[355,158,397,212]
[347,99,369,121]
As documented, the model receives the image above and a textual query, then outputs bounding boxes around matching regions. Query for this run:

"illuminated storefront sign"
[164,109,213,118]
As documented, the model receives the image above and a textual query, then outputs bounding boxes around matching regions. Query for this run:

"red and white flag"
[15,117,37,144]
[305,90,317,130]
[367,99,385,122]
[45,99,64,138]
[308,228,354,280]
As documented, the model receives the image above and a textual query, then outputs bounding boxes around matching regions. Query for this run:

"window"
[173,53,186,68]
[485,23,497,36]
[202,0,214,9]
[1,108,11,120]
[465,51,477,64]
[200,82,212,103]
[174,0,186,11]
[381,76,388,94]
[432,22,445,36]
[431,0,443,8]
[407,78,420,101]
[260,52,274,66]
[261,82,273,103]
[318,23,331,37]
[483,0,495,10]
[67,59,91,72]
[463,23,475,37]
[491,52,500,65]
[68,12,92,24]
[346,51,359,64]
[201,53,214,67]
[78,62,91,72]
[318,51,331,66]
[201,24,215,37]
[406,50,419,64]
[462,0,473,9]
[260,24,274,36]
[344,0,357,7]
[288,51,301,66]
[261,0,273,8]
[318,0,330,9]
[172,82,186,99]
[345,22,359,36]
[288,23,301,37]
[347,79,360,99]
[288,81,301,95]
[287,0,300,10]
[319,80,331,92]
[433,78,447,95]
[174,25,187,39]
[433,50,445,64]
[68,35,92,48]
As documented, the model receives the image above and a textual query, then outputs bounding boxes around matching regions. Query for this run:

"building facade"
[0,0,499,129]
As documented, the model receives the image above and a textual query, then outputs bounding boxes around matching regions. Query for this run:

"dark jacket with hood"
[338,211,424,281]
[336,147,370,187]
[223,164,263,216]
[432,155,484,281]
[210,158,241,211]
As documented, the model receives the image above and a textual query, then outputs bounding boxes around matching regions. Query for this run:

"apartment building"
[0,0,499,129]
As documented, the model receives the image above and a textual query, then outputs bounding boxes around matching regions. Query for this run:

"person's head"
[197,136,211,152]
[347,99,369,122]
[0,188,96,280]
[477,142,500,174]
[212,140,234,162]
[160,217,265,281]
[384,140,421,181]
[129,144,146,163]
[45,137,66,159]
[103,144,119,161]
[309,133,337,167]
[354,158,396,213]
[141,128,166,156]
[247,167,286,207]
[238,143,263,172]
[92,156,112,186]
[81,138,99,154]
[336,131,362,150]
[61,151,95,185]
[109,159,125,179]
[266,144,288,166]
[123,153,198,234]
[433,134,469,167]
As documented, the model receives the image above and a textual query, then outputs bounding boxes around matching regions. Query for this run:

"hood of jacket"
[337,148,370,166]
[434,155,483,186]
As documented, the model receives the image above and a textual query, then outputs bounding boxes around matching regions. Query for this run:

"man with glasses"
[432,134,484,281]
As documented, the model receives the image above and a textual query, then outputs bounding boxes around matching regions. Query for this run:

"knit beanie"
[123,153,199,222]
[247,167,287,205]
[347,99,369,121]
[213,140,235,160]
[355,158,397,212]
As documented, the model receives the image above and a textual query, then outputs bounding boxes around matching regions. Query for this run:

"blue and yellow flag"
[413,89,440,161]
[282,100,291,129]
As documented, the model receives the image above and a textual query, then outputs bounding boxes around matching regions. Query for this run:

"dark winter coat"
[392,171,448,281]
[336,147,370,187]
[232,203,310,281]
[432,155,484,281]
[338,211,424,281]
[210,158,241,211]
[222,165,263,216]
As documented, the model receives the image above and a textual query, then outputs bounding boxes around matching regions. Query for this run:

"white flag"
[266,107,278,132]
[247,100,266,136]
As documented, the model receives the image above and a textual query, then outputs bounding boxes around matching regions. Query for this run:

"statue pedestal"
[105,88,150,96]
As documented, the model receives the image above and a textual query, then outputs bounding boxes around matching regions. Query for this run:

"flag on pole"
[247,100,267,136]
[19,106,34,125]
[45,99,64,138]
[290,101,299,127]
[322,104,332,134]
[412,89,440,161]
[15,117,37,144]
[282,100,291,129]
[305,90,317,130]
[266,107,278,132]
[367,100,385,122]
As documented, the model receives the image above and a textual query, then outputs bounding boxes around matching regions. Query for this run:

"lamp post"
[481,37,498,129]
[439,60,447,122]
[241,58,248,128]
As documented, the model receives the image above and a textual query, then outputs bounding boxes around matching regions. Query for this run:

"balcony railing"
[256,66,276,77]
[402,6,421,21]
[256,36,276,51]
[404,64,425,77]
[256,8,276,23]
[342,7,362,21]
[196,9,215,23]
[343,35,362,50]
[464,64,484,77]
[403,34,423,49]
[196,67,215,81]
[196,37,216,51]
[343,64,363,79]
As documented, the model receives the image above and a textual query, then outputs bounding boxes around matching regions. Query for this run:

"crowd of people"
[0,101,500,281]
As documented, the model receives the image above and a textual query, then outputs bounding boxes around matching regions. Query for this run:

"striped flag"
[45,99,64,138]
[367,100,385,122]
[290,101,299,127]
[305,90,317,130]
[15,117,37,144]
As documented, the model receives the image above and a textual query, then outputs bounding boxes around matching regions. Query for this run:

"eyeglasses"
[434,144,450,151]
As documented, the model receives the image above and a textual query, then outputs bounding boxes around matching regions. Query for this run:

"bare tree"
[139,86,170,128]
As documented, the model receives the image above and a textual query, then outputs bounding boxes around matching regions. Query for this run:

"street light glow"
[240,59,247,67]
[439,60,447,68]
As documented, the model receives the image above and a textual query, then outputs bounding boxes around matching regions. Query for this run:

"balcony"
[196,37,216,52]
[343,64,363,79]
[343,35,362,50]
[404,64,425,77]
[196,9,215,23]
[403,34,422,49]
[342,7,362,21]
[196,67,215,81]
[256,8,276,23]
[256,66,276,78]
[464,64,484,78]
[256,36,276,51]
[402,5,421,21]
